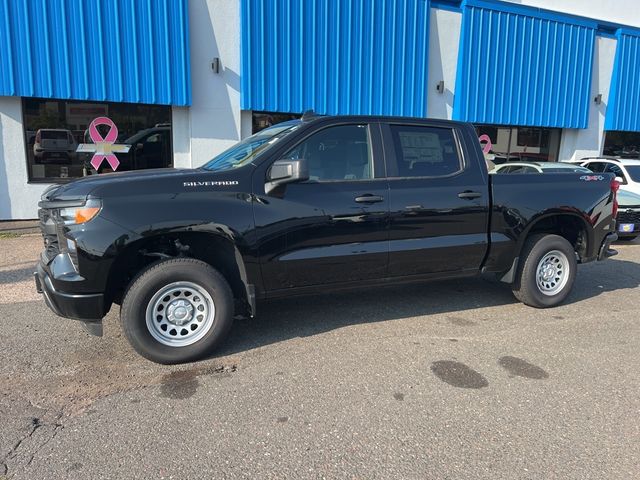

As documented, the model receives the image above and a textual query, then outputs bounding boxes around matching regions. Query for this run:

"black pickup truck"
[35,115,619,363]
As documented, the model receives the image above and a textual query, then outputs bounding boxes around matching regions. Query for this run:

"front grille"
[38,208,60,261]
[617,209,640,224]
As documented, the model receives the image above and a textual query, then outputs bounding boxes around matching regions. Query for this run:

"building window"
[603,132,640,158]
[23,98,172,182]
[252,111,301,134]
[475,125,561,164]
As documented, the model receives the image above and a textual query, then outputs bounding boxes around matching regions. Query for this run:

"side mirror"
[265,159,309,193]
[615,176,626,185]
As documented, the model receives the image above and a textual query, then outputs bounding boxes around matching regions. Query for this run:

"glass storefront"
[252,111,301,134]
[603,131,640,158]
[475,125,561,164]
[23,98,172,182]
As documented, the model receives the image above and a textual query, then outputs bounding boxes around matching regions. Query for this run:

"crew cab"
[35,115,620,364]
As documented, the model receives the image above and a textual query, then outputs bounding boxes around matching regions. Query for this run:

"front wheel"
[511,234,577,308]
[121,258,234,364]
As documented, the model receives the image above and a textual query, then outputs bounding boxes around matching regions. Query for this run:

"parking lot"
[1,233,639,479]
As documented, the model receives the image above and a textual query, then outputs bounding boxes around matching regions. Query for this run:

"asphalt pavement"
[1,234,639,479]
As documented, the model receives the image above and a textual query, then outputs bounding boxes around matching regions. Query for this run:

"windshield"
[618,189,640,206]
[624,165,640,182]
[201,123,299,171]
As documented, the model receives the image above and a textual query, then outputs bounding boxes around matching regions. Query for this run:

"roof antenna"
[301,109,319,122]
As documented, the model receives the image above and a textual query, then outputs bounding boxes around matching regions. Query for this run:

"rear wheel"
[121,258,234,364]
[512,234,577,308]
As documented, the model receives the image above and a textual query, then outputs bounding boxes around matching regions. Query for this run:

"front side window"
[282,124,373,181]
[584,162,606,173]
[23,98,172,182]
[388,125,461,178]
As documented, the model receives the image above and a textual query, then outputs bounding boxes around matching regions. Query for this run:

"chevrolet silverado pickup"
[35,115,620,364]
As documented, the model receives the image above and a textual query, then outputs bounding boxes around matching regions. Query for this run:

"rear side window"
[508,166,538,174]
[603,163,624,176]
[388,125,462,178]
[41,130,68,140]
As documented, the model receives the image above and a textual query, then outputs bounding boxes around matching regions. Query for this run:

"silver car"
[490,161,592,174]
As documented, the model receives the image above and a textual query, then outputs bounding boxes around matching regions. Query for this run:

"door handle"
[458,191,482,199]
[355,194,384,204]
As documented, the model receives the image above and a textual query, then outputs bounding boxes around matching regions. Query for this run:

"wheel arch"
[501,212,592,283]
[105,231,255,316]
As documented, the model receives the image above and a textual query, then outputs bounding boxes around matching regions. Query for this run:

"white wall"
[558,36,617,161]
[175,0,243,168]
[0,96,48,220]
[171,106,192,169]
[426,8,462,120]
[514,0,640,28]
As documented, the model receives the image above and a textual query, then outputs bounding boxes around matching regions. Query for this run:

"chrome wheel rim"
[536,250,570,296]
[145,281,215,347]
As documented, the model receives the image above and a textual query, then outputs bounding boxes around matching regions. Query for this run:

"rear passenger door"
[381,123,490,276]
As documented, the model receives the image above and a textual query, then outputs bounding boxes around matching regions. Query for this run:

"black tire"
[618,236,637,242]
[120,258,234,364]
[511,234,577,308]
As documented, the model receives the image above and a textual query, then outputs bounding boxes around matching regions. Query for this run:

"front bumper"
[597,232,618,261]
[35,261,106,325]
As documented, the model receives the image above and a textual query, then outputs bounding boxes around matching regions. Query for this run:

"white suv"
[571,157,640,196]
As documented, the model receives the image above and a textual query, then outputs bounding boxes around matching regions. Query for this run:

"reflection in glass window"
[603,131,640,158]
[283,124,373,181]
[474,124,561,164]
[202,122,299,172]
[252,111,302,134]
[389,126,461,178]
[22,98,172,182]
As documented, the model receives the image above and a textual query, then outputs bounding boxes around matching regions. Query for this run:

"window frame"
[274,122,384,184]
[380,123,466,180]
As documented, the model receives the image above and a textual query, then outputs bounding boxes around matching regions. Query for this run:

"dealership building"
[2,0,640,219]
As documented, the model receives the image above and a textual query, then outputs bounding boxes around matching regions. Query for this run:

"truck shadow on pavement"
[0,266,36,284]
[215,256,640,358]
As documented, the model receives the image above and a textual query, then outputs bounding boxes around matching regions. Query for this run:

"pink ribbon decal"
[478,134,492,155]
[88,117,120,171]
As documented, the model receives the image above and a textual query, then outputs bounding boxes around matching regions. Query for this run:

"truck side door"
[381,122,490,276]
[253,122,390,291]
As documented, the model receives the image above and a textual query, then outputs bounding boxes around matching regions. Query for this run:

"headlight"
[58,199,102,225]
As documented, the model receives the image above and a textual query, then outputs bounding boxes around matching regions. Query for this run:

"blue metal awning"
[240,0,431,117]
[453,0,596,128]
[605,29,640,132]
[0,0,191,106]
